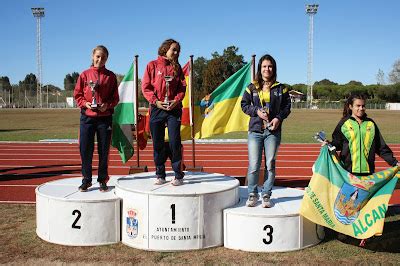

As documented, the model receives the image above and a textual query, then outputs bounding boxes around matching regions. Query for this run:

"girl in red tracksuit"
[74,45,119,192]
[142,39,186,186]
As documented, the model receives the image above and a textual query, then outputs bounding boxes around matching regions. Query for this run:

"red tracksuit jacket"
[141,56,186,107]
[74,66,119,117]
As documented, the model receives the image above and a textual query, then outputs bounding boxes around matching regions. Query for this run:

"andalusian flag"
[300,146,399,239]
[196,62,251,139]
[111,64,135,163]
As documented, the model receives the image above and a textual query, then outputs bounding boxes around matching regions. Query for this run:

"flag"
[300,146,399,239]
[196,62,251,139]
[111,64,135,163]
[164,61,192,141]
[180,62,192,140]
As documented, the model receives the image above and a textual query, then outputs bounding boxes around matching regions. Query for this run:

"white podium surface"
[224,186,324,252]
[36,176,121,246]
[115,171,239,251]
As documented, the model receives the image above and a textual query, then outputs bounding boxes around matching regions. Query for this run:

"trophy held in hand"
[162,75,173,108]
[314,131,336,152]
[261,106,273,131]
[88,80,99,111]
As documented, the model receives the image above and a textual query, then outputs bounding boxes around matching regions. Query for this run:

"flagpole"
[186,55,203,172]
[190,55,195,168]
[135,55,140,168]
[129,55,148,174]
[251,55,256,81]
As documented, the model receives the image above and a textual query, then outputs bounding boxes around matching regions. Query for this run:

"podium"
[36,176,121,246]
[224,186,324,252]
[115,171,239,251]
[35,174,324,252]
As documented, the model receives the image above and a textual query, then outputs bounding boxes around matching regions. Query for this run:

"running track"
[0,142,399,204]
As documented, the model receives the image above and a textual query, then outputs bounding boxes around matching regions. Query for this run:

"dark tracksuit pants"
[150,106,184,179]
[79,113,112,184]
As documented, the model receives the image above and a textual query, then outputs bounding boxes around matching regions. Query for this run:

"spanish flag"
[180,62,192,140]
[300,146,399,239]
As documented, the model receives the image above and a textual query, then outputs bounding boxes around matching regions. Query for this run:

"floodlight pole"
[306,4,318,109]
[31,7,45,108]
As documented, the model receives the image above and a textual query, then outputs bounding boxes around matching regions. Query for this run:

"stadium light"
[306,4,318,109]
[31,7,45,108]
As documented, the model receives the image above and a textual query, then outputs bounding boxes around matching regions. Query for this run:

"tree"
[0,76,12,92]
[202,57,227,95]
[376,69,385,85]
[388,59,400,84]
[64,72,79,91]
[314,79,338,86]
[201,46,246,96]
[346,80,363,86]
[192,56,208,101]
[18,73,37,97]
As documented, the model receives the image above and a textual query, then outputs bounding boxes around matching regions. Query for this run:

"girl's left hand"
[269,118,281,130]
[167,100,178,111]
[98,103,107,112]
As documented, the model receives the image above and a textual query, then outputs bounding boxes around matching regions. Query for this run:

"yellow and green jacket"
[331,115,398,174]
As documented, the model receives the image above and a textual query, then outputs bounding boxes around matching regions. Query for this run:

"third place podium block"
[224,186,324,252]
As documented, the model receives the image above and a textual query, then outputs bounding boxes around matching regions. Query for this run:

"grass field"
[1,109,400,263]
[0,108,399,143]
[1,204,400,264]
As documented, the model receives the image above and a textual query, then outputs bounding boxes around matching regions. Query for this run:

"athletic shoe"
[170,178,184,186]
[154,178,167,185]
[262,195,273,208]
[246,193,259,207]
[99,182,109,192]
[79,182,92,192]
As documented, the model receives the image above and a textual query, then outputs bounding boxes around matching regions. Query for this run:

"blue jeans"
[247,129,281,197]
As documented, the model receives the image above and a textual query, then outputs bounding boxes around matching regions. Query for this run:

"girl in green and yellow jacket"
[330,93,399,176]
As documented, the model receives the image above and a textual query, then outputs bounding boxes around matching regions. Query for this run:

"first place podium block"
[115,171,239,251]
[36,176,121,246]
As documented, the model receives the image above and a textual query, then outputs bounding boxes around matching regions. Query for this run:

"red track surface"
[0,142,399,204]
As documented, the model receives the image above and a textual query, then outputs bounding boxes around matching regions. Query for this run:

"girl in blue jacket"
[241,54,291,208]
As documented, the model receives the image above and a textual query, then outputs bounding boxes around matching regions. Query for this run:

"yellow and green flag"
[300,146,399,239]
[195,62,251,139]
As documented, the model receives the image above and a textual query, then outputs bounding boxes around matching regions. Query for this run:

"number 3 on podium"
[263,225,273,244]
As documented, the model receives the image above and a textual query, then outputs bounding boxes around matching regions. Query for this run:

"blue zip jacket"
[241,81,291,133]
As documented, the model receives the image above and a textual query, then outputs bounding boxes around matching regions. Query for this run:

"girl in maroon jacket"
[142,39,186,186]
[73,45,119,192]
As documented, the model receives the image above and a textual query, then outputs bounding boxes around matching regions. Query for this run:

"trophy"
[88,80,98,110]
[162,75,173,108]
[261,106,273,130]
[314,131,336,151]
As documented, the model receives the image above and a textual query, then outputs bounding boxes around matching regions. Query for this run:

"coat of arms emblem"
[334,173,375,224]
[126,208,138,238]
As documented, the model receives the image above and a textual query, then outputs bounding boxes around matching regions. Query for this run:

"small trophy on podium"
[162,75,173,108]
[314,131,336,151]
[88,80,98,110]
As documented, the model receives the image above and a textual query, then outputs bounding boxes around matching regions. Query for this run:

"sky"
[1,0,399,89]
